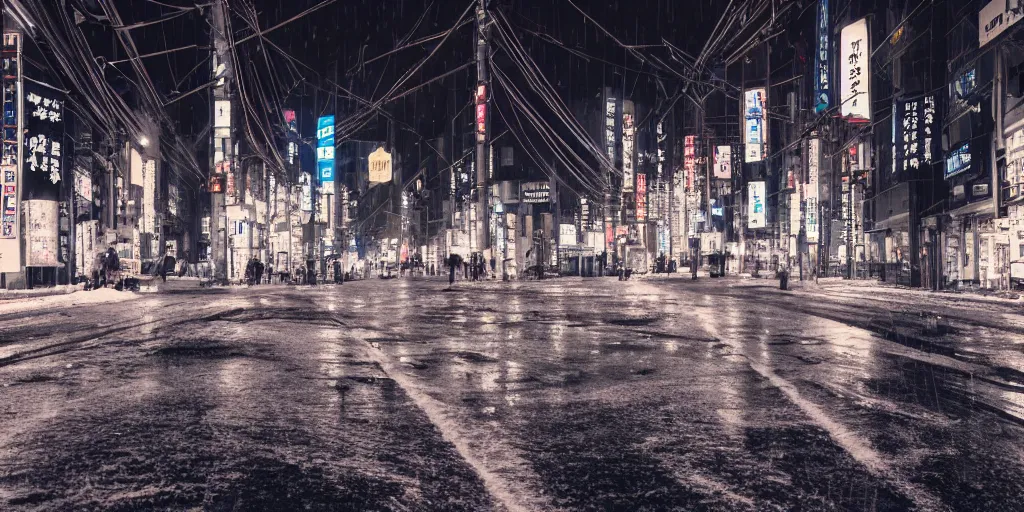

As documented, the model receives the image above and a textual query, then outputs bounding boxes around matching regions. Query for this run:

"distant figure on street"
[333,260,342,284]
[447,253,462,287]
[93,252,105,289]
[159,253,170,282]
[250,258,260,286]
[104,247,120,288]
[245,257,255,285]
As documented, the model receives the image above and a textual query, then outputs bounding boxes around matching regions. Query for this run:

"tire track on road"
[325,315,542,512]
[0,291,275,368]
[684,291,946,511]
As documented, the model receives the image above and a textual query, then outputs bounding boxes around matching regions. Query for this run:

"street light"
[138,136,150,148]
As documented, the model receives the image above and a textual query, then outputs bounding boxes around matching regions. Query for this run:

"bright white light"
[139,136,150,148]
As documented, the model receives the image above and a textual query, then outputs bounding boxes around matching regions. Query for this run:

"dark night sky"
[50,0,757,184]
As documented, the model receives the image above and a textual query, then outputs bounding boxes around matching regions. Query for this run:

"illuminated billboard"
[316,115,334,182]
[840,18,870,120]
[748,181,766,229]
[744,88,766,162]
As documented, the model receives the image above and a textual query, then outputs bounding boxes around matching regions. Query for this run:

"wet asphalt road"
[1,277,1023,511]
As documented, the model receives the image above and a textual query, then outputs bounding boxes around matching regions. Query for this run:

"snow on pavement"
[0,288,137,316]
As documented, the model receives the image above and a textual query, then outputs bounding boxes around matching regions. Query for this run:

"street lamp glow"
[139,136,150,148]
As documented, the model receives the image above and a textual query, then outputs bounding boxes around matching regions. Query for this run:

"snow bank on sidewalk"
[0,288,137,316]
[0,284,83,300]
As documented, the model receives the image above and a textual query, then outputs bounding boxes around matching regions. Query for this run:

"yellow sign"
[368,147,392,184]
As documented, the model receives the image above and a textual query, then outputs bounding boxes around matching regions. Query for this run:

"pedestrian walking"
[105,247,120,288]
[244,257,255,285]
[447,253,462,287]
[255,258,264,286]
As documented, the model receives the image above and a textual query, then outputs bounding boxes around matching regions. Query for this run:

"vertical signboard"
[714,145,732,180]
[476,85,487,136]
[684,135,696,190]
[22,82,64,196]
[893,95,937,176]
[806,139,820,242]
[622,100,635,193]
[654,120,667,221]
[284,109,298,165]
[23,80,65,268]
[316,115,334,182]
[840,18,871,121]
[1,165,16,239]
[24,199,58,266]
[814,0,831,113]
[604,93,617,164]
[789,193,801,236]
[214,100,231,128]
[748,181,766,229]
[300,172,312,212]
[1007,127,1024,200]
[1,31,22,273]
[744,88,766,162]
[636,173,647,222]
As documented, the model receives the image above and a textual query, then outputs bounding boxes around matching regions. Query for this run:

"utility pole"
[474,0,490,258]
[209,0,233,283]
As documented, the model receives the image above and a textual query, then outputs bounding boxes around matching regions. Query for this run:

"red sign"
[684,135,696,191]
[476,104,486,134]
[636,174,647,222]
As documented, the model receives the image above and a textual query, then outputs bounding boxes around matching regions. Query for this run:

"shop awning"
[950,198,995,218]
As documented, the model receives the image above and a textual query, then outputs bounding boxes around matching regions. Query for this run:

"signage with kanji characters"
[317,115,335,182]
[684,135,696,190]
[893,95,937,175]
[744,89,766,162]
[748,181,766,229]
[22,81,65,203]
[623,101,636,193]
[806,139,820,242]
[814,0,831,113]
[714,145,732,180]
[840,18,871,120]
[605,94,616,164]
[636,173,647,222]
[368,146,392,184]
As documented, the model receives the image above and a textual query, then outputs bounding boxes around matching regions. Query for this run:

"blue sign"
[317,115,335,182]
[945,143,972,179]
[318,160,334,182]
[814,0,831,113]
